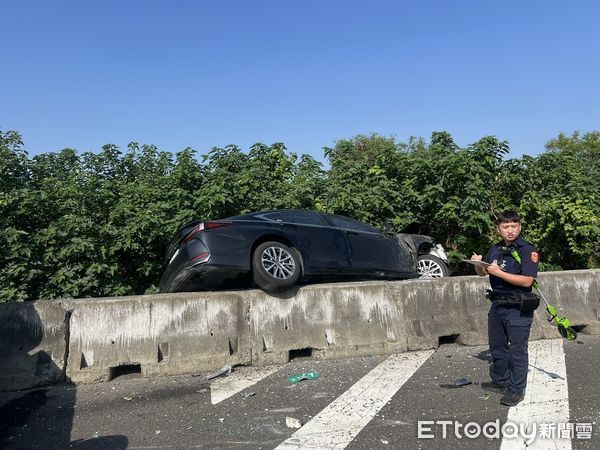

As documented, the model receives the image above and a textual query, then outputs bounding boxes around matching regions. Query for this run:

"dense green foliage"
[1,129,598,302]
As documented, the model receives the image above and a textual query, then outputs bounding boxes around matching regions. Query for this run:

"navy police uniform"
[484,236,539,396]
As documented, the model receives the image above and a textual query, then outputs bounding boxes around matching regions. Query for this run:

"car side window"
[329,215,379,233]
[259,212,285,222]
[279,211,326,226]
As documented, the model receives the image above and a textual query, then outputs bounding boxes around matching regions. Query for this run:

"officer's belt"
[487,291,522,304]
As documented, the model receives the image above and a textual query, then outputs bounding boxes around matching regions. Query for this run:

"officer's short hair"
[495,211,520,225]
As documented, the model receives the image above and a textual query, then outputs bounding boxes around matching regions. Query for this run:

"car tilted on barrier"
[159,209,419,293]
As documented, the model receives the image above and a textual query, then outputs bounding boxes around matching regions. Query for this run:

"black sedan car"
[159,209,418,293]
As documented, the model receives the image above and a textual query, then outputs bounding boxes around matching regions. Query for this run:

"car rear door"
[261,211,351,273]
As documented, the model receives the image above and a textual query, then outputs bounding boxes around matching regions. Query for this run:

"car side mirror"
[380,222,395,234]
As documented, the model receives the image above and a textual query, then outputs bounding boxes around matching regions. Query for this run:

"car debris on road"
[288,371,320,384]
[205,365,232,380]
[286,417,302,429]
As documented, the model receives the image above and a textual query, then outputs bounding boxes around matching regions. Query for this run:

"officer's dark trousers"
[488,303,533,396]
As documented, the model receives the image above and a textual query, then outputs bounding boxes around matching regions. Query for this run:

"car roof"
[225,209,322,220]
[224,210,380,232]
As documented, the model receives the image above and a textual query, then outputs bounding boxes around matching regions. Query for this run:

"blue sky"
[2,0,599,163]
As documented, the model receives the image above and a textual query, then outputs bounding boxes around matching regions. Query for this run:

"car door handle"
[282,224,297,229]
[344,230,360,235]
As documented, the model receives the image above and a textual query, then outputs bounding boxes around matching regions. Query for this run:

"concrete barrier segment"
[394,276,492,349]
[246,281,409,365]
[535,270,600,337]
[65,292,250,384]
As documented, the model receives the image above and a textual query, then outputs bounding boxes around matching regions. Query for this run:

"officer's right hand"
[471,253,482,261]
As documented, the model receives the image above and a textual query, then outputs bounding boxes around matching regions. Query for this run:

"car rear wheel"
[417,254,450,278]
[252,241,301,291]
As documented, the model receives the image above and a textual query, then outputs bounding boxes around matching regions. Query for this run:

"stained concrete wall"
[65,292,250,383]
[1,270,599,390]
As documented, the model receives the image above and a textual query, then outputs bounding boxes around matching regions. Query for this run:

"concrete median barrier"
[1,269,598,390]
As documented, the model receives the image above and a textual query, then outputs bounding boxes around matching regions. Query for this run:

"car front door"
[325,214,411,274]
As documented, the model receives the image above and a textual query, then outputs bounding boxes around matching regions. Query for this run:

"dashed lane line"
[211,366,281,405]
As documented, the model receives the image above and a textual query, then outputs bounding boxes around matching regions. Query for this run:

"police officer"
[471,211,539,406]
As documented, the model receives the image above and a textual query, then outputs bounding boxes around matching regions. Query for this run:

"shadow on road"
[0,302,128,448]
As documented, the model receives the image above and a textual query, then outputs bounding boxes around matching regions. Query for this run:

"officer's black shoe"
[481,381,508,395]
[500,391,524,407]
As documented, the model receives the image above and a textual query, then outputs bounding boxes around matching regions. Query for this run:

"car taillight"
[203,221,231,230]
[191,252,210,263]
[182,221,231,243]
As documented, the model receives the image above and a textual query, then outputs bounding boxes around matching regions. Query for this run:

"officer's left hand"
[486,262,503,276]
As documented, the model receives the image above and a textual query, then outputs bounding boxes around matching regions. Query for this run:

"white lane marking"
[276,350,434,449]
[211,366,280,405]
[501,339,571,449]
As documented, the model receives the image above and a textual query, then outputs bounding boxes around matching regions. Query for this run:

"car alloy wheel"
[417,255,450,278]
[261,245,296,280]
[252,241,302,291]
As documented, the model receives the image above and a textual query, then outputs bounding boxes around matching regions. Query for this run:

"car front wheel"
[417,255,450,279]
[252,241,301,291]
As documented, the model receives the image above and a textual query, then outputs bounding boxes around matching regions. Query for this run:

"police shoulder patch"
[531,251,539,263]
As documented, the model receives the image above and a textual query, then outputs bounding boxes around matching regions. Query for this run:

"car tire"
[417,254,450,279]
[252,241,301,291]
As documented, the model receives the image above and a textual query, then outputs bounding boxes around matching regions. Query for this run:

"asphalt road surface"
[1,335,599,449]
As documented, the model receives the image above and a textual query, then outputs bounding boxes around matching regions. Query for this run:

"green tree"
[521,132,600,269]
[323,134,407,226]
[0,130,33,301]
